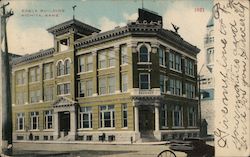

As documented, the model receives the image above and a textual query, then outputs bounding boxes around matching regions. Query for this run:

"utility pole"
[0,1,13,156]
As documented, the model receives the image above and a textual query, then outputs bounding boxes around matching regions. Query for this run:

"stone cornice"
[12,48,55,66]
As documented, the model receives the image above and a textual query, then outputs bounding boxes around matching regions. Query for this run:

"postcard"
[0,0,249,156]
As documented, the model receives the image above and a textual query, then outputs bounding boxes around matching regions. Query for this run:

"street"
[13,142,187,157]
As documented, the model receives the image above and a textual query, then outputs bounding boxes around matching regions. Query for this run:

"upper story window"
[169,50,182,72]
[108,49,115,67]
[29,90,40,103]
[44,86,54,102]
[188,106,196,127]
[139,73,150,89]
[160,75,167,93]
[78,80,93,97]
[139,45,149,62]
[121,73,128,92]
[78,56,85,72]
[186,83,195,98]
[57,83,70,95]
[98,75,115,95]
[86,55,93,71]
[58,38,70,52]
[44,63,53,80]
[57,61,64,76]
[65,59,70,74]
[185,59,195,76]
[168,78,182,96]
[207,47,214,64]
[29,66,40,83]
[16,70,26,85]
[98,51,106,69]
[16,92,25,105]
[121,45,128,65]
[159,47,166,66]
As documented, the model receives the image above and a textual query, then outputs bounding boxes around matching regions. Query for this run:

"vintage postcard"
[0,0,249,156]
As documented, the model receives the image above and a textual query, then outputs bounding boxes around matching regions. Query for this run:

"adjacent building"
[11,8,200,142]
[199,16,214,136]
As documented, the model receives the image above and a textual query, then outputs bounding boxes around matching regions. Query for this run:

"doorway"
[59,111,70,133]
[139,106,154,132]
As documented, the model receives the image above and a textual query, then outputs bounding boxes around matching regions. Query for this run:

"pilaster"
[92,50,98,96]
[114,45,121,93]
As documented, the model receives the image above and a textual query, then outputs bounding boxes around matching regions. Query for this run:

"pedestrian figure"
[102,133,105,142]
[29,132,33,141]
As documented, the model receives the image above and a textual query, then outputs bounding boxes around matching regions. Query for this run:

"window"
[17,113,24,130]
[121,45,128,64]
[186,83,195,98]
[29,66,39,82]
[122,104,128,128]
[86,80,93,96]
[139,73,150,89]
[44,63,53,80]
[86,55,93,71]
[160,75,167,93]
[207,48,214,64]
[79,107,92,128]
[58,38,70,51]
[57,83,70,95]
[44,86,54,101]
[78,56,85,72]
[99,105,115,128]
[161,104,167,127]
[121,73,128,92]
[16,92,25,105]
[30,111,39,130]
[30,90,40,103]
[159,47,166,66]
[44,110,53,129]
[65,59,70,74]
[57,61,64,76]
[188,107,196,127]
[168,79,182,96]
[173,105,183,127]
[108,76,115,94]
[98,51,106,69]
[175,55,181,71]
[169,50,182,71]
[139,45,149,62]
[99,77,106,95]
[108,49,115,67]
[185,59,194,76]
[16,70,25,85]
[78,81,85,97]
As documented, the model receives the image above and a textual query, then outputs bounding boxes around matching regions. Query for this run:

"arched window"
[139,45,149,62]
[57,61,64,76]
[65,59,70,74]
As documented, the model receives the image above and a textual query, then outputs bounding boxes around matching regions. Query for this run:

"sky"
[4,0,213,69]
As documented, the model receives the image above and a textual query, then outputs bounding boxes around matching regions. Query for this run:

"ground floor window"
[188,106,196,127]
[161,104,168,127]
[99,105,115,128]
[44,110,53,129]
[17,113,24,130]
[172,105,183,127]
[122,104,128,128]
[79,107,92,128]
[30,111,39,130]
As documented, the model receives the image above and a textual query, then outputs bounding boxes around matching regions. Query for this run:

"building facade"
[200,16,215,136]
[12,9,200,142]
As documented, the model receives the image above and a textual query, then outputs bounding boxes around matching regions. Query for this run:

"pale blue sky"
[7,0,213,68]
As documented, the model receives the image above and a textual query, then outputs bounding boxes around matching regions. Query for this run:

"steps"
[138,131,159,142]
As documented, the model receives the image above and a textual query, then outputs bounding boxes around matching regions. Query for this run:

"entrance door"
[59,111,70,133]
[139,106,154,132]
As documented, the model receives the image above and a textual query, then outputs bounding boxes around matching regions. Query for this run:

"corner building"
[12,9,200,142]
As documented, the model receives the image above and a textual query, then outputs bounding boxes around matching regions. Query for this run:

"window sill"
[43,78,54,81]
[187,126,198,129]
[121,127,128,130]
[97,67,115,71]
[169,68,182,73]
[29,129,40,132]
[77,71,93,75]
[58,94,70,97]
[16,130,25,132]
[43,129,54,131]
[161,126,169,129]
[78,128,93,131]
[172,127,185,129]
[185,73,195,78]
[56,74,70,78]
[29,81,40,85]
[16,84,26,87]
[98,127,115,130]
[160,65,167,68]
[137,62,152,65]
[120,63,128,67]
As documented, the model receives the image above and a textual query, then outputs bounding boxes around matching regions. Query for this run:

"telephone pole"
[0,1,13,156]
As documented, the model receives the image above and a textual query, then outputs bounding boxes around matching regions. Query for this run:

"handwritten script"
[213,0,249,156]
